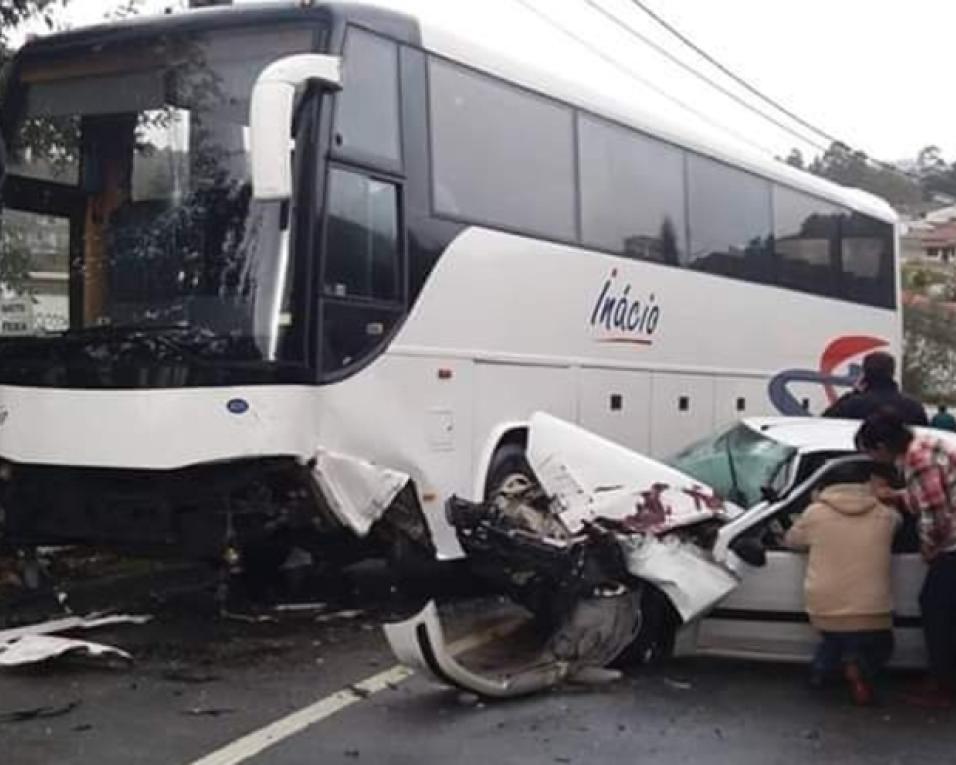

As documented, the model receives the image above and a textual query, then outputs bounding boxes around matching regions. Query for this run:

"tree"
[903,302,956,404]
[917,145,946,176]
[784,148,805,170]
[914,145,956,199]
[0,1,67,64]
[804,141,923,208]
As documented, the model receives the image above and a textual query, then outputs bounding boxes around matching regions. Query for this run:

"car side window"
[758,456,873,550]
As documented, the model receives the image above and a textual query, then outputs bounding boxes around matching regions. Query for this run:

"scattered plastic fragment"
[0,700,80,724]
[663,678,693,691]
[0,635,131,667]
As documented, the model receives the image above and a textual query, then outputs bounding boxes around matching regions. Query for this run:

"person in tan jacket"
[785,462,901,705]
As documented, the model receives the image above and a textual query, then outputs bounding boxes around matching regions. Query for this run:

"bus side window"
[320,167,403,375]
[333,29,401,168]
[323,168,400,302]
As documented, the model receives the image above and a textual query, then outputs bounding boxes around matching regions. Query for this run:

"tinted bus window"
[841,213,895,308]
[334,30,401,164]
[578,115,685,264]
[773,186,840,298]
[687,155,772,282]
[428,58,575,240]
[324,168,400,302]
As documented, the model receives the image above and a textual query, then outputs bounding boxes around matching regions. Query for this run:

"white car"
[671,415,932,667]
[386,413,945,698]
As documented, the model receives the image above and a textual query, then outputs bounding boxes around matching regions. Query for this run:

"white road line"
[186,617,520,765]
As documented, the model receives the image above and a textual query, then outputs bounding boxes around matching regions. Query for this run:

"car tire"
[484,441,533,500]
[614,584,679,667]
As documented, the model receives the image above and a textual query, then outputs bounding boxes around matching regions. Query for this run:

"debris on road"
[181,707,237,717]
[273,602,328,614]
[0,612,149,670]
[0,634,132,667]
[220,610,277,624]
[456,692,481,707]
[664,678,693,691]
[566,667,622,686]
[0,700,81,724]
[315,609,364,624]
[0,613,152,644]
[161,669,221,685]
[384,413,746,699]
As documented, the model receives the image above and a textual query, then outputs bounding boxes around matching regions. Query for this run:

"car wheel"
[484,442,533,500]
[614,584,679,667]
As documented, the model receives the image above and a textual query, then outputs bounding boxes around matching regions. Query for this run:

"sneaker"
[844,662,874,706]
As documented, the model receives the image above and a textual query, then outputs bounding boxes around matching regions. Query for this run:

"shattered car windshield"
[666,423,796,508]
[0,26,313,362]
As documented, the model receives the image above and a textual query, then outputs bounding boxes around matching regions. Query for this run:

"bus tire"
[484,441,533,499]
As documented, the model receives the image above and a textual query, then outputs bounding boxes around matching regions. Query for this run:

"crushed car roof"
[744,416,956,452]
[743,417,860,452]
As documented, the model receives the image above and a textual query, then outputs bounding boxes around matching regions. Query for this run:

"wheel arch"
[472,421,529,501]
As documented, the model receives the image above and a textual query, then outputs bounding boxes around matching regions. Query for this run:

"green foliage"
[784,148,805,169]
[0,1,67,63]
[903,302,956,403]
[791,142,956,211]
[903,265,947,292]
[806,141,923,208]
[0,221,34,296]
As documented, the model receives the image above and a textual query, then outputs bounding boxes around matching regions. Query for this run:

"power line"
[622,0,928,186]
[581,0,829,154]
[623,0,843,148]
[509,0,778,156]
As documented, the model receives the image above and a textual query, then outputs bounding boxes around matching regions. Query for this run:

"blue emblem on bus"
[768,335,889,415]
[227,398,250,415]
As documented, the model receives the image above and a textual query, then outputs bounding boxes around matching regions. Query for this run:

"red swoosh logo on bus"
[819,335,889,403]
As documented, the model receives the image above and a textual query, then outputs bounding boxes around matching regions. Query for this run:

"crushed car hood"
[384,413,748,699]
[527,412,744,532]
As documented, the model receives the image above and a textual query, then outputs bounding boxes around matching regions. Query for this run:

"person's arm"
[822,390,865,419]
[784,507,815,550]
[907,465,952,560]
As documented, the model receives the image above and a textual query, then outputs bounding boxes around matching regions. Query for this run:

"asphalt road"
[3,562,955,765]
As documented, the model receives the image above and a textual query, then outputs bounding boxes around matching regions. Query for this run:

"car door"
[695,472,819,662]
[696,455,925,665]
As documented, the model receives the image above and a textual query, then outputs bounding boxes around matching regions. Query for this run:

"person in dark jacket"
[931,405,956,433]
[823,352,928,426]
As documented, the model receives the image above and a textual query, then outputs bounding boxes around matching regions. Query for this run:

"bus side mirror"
[249,54,341,202]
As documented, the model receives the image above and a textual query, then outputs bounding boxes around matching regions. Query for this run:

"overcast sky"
[27,0,956,165]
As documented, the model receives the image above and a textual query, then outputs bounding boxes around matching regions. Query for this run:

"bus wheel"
[484,442,534,500]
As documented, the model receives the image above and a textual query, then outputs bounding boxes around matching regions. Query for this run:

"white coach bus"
[0,2,898,569]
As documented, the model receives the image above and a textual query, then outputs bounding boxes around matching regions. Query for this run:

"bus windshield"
[0,25,313,363]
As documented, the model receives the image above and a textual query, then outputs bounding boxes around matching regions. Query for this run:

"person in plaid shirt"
[857,410,956,708]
